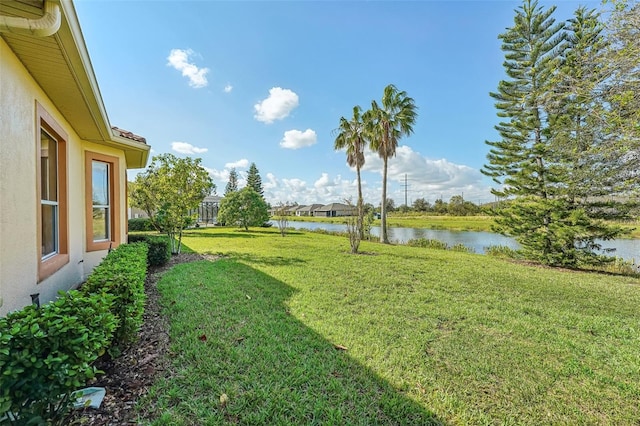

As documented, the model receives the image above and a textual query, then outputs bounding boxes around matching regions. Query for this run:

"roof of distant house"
[316,203,354,211]
[203,195,222,203]
[297,204,324,212]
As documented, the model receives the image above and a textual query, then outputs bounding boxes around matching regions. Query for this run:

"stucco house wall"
[0,1,149,315]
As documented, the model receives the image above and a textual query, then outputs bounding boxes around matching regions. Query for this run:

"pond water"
[280,220,640,264]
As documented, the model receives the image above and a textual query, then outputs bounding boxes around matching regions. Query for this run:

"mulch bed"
[69,253,204,425]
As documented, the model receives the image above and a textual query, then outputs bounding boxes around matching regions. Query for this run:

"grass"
[144,227,640,425]
[385,214,495,232]
[615,220,640,239]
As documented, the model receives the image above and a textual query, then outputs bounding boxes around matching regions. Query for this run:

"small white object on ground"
[73,387,106,409]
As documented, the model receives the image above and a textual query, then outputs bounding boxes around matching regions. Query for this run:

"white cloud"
[259,161,491,206]
[280,129,317,149]
[206,163,249,192]
[313,173,332,189]
[224,84,233,93]
[171,141,208,155]
[253,172,357,205]
[361,145,493,203]
[204,166,221,179]
[264,172,278,190]
[167,49,209,88]
[254,87,299,124]
[202,145,493,206]
[224,159,249,169]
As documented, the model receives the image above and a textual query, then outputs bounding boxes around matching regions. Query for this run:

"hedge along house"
[0,0,150,315]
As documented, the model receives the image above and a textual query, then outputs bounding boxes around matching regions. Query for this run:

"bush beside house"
[0,242,148,424]
[81,243,148,349]
[128,218,155,231]
[128,234,171,266]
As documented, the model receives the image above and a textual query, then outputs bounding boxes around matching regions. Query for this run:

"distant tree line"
[358,196,482,216]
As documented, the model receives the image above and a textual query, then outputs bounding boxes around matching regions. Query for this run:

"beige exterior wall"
[0,38,128,315]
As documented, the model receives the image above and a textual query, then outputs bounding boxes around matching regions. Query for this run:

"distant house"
[269,204,300,216]
[196,195,221,224]
[128,206,149,219]
[296,204,323,216]
[313,203,356,217]
[0,0,150,315]
[286,205,301,215]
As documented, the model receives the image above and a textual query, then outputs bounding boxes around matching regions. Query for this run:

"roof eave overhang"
[1,0,150,170]
[55,0,111,141]
[56,1,150,169]
[110,133,150,169]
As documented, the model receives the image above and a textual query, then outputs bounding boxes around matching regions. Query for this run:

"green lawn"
[143,227,640,425]
[385,214,494,232]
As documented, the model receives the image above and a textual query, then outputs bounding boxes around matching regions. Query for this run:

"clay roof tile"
[111,126,146,144]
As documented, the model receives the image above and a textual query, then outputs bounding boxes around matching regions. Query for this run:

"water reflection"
[280,220,639,263]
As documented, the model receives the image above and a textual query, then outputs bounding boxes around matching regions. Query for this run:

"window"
[37,103,69,281]
[85,152,120,251]
[40,130,58,258]
[92,161,110,241]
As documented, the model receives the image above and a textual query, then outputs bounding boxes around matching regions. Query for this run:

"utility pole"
[401,173,408,207]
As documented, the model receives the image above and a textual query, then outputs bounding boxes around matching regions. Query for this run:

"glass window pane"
[92,208,109,241]
[92,161,109,206]
[40,130,57,202]
[42,204,57,257]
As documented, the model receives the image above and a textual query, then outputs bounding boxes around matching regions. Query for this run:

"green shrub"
[128,234,171,266]
[127,233,148,244]
[450,243,474,253]
[484,245,522,259]
[0,291,117,424]
[590,257,640,277]
[81,243,148,349]
[407,238,449,250]
[128,217,154,231]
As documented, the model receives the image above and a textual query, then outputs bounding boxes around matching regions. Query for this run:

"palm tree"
[365,84,418,244]
[334,106,366,239]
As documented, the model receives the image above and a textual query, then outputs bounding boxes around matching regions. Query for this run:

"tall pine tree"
[553,7,608,199]
[484,0,629,266]
[603,0,640,146]
[547,7,626,265]
[600,0,640,191]
[246,163,264,197]
[482,0,567,264]
[224,168,239,196]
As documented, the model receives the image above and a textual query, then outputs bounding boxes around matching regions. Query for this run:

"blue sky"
[74,0,598,206]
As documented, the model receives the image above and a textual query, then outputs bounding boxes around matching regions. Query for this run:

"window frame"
[36,103,69,282]
[85,152,121,252]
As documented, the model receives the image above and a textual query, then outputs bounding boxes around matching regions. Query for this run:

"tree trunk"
[177,229,183,254]
[168,230,177,255]
[380,156,389,244]
[356,166,364,240]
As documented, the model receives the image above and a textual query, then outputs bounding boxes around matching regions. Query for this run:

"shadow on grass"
[148,259,444,425]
